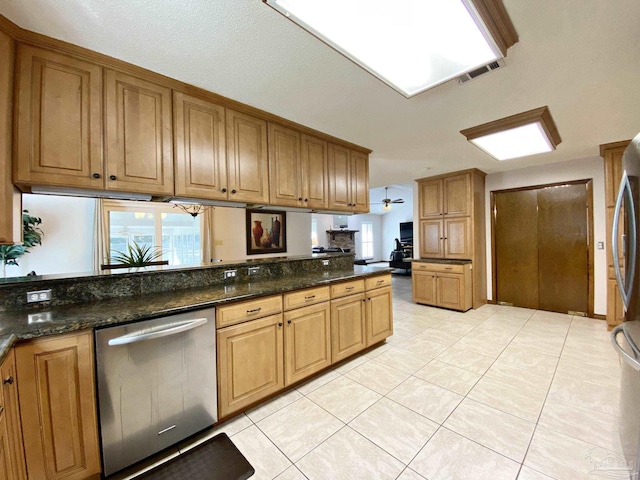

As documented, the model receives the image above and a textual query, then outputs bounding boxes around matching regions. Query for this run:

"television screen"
[400,222,413,244]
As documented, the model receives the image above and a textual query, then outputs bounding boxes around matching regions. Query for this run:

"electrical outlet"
[27,289,52,303]
[597,241,604,250]
[322,260,329,266]
[248,267,260,276]
[28,311,52,324]
[224,270,237,279]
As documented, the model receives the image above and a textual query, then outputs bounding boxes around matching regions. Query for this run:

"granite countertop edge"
[0,266,392,359]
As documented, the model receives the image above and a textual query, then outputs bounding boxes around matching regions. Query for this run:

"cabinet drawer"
[330,280,365,298]
[365,274,392,290]
[412,262,464,274]
[217,295,283,328]
[283,286,330,310]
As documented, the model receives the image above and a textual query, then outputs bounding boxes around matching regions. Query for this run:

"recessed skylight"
[263,0,517,98]
[460,106,562,161]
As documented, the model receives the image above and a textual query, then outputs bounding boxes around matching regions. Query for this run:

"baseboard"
[592,314,606,320]
[486,299,496,304]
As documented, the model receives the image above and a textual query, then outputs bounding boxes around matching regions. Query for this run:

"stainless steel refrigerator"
[611,132,640,480]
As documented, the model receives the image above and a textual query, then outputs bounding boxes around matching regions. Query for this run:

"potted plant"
[0,210,44,278]
[101,241,167,270]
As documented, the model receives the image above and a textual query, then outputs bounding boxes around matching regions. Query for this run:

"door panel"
[301,135,328,209]
[538,184,588,313]
[495,190,539,309]
[419,220,443,257]
[328,143,351,210]
[269,124,301,207]
[419,180,442,218]
[444,218,471,259]
[351,151,369,212]
[443,174,470,216]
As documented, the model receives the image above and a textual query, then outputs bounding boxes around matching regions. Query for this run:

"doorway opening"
[491,179,594,316]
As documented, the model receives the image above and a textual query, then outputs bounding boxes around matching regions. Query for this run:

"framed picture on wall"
[246,209,287,255]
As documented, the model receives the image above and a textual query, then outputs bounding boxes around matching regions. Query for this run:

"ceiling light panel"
[264,0,505,97]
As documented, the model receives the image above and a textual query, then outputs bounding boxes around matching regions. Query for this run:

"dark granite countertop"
[412,258,472,265]
[0,265,392,360]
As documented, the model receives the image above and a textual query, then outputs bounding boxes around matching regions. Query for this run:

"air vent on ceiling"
[456,59,505,84]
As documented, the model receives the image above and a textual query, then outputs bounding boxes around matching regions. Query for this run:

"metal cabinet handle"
[246,307,262,314]
[345,286,354,291]
[278,322,283,327]
[376,279,384,284]
[304,295,316,301]
[108,318,208,346]
[0,406,4,415]
[613,171,637,310]
[92,173,101,179]
[109,175,116,181]
[221,188,227,193]
[611,325,640,371]
[298,197,303,201]
[231,189,237,194]
[3,376,13,385]
[304,198,308,202]
[287,320,292,325]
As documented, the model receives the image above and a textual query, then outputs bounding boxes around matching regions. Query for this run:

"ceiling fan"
[372,187,405,211]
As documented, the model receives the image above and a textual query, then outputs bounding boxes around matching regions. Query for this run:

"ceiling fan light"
[382,203,392,211]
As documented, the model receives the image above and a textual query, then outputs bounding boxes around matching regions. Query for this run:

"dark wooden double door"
[494,182,591,315]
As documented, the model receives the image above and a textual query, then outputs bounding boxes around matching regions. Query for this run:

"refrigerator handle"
[611,325,640,371]
[613,172,637,310]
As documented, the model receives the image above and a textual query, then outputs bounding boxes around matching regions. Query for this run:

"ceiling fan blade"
[391,199,405,203]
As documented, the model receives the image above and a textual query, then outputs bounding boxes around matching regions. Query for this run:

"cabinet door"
[437,273,465,310]
[0,411,13,480]
[226,109,269,204]
[173,92,227,200]
[607,278,625,328]
[105,70,174,195]
[301,134,328,209]
[328,143,352,211]
[412,271,436,305]
[284,302,331,386]
[16,331,100,480]
[419,219,444,258]
[443,174,470,216]
[0,351,26,480]
[0,31,21,245]
[419,179,443,218]
[330,293,366,363]
[351,151,370,213]
[444,217,471,259]
[269,124,302,207]
[366,286,393,345]
[15,45,103,189]
[217,314,284,418]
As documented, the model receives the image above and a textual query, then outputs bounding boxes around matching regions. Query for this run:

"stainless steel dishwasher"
[95,307,217,477]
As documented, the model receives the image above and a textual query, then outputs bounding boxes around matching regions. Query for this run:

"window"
[103,200,202,266]
[361,222,373,258]
[311,218,318,246]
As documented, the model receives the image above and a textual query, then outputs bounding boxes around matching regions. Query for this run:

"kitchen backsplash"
[0,253,355,312]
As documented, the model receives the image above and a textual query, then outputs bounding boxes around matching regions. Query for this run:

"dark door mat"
[137,433,254,480]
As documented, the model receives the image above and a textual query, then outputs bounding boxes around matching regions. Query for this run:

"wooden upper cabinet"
[602,141,629,208]
[419,219,444,258]
[105,69,174,195]
[351,151,369,212]
[0,30,21,245]
[173,92,227,200]
[328,143,369,213]
[16,331,100,480]
[14,45,103,189]
[269,123,302,207]
[226,109,269,204]
[443,174,471,216]
[419,179,443,218]
[420,174,470,218]
[444,217,472,259]
[301,134,328,209]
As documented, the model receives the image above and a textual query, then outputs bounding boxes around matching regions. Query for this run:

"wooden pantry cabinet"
[602,140,630,329]
[0,28,21,245]
[269,124,329,209]
[412,262,472,311]
[416,169,486,309]
[15,330,101,480]
[328,143,369,213]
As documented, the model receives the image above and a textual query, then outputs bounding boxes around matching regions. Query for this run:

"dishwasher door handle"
[611,325,640,372]
[108,318,209,346]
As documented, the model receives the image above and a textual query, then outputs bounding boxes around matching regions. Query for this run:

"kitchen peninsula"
[0,254,393,479]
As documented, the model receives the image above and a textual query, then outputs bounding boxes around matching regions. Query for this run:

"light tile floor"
[124,275,625,480]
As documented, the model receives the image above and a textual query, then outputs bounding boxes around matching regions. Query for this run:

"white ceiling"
[2,0,640,187]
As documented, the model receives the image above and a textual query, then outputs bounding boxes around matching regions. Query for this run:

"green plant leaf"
[111,240,163,267]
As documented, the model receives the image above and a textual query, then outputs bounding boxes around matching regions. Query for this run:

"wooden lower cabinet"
[0,410,13,480]
[365,286,393,346]
[284,302,331,386]
[412,263,472,312]
[1,350,26,480]
[217,314,284,418]
[330,293,367,363]
[15,331,101,480]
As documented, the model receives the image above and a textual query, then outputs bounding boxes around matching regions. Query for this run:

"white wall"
[347,214,382,260]
[312,213,334,248]
[213,207,312,261]
[485,156,607,315]
[4,194,96,278]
